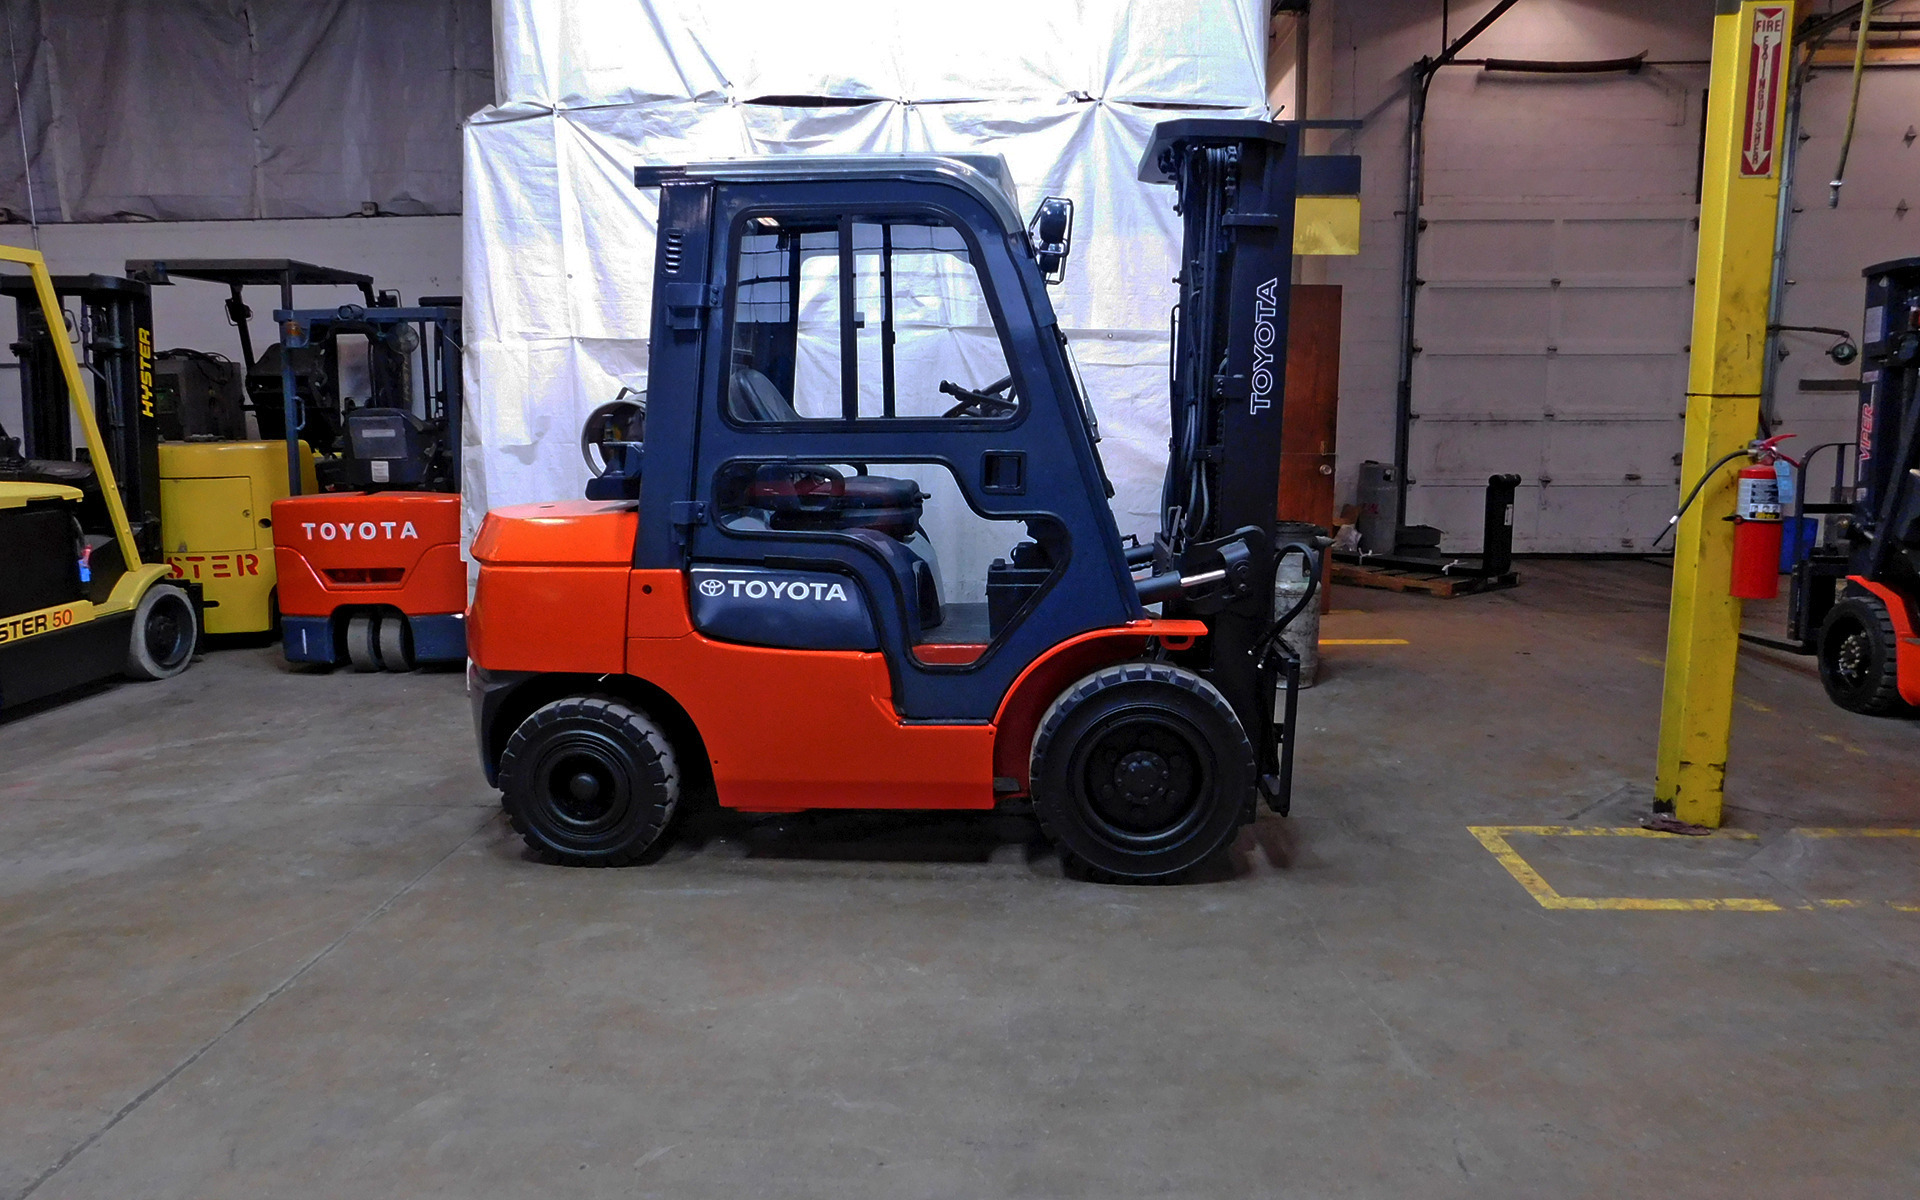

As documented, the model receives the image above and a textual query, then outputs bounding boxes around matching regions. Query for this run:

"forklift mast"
[272,300,464,495]
[1854,256,1920,590]
[1139,120,1302,798]
[1,274,162,561]
[124,258,380,490]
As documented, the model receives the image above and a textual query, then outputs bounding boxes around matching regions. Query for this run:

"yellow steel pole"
[1655,1,1795,825]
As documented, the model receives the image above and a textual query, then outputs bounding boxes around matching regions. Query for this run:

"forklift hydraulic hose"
[1248,541,1323,664]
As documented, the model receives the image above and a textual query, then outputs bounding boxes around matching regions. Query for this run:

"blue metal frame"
[637,176,1139,722]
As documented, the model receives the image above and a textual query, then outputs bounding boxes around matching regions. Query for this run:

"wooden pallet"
[1330,560,1516,598]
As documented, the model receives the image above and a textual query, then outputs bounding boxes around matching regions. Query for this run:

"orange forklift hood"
[471,500,638,566]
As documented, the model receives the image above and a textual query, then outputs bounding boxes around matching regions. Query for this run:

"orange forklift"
[269,299,465,671]
[468,121,1354,881]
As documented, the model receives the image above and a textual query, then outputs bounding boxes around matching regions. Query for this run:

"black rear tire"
[1818,594,1908,715]
[500,696,681,866]
[1029,661,1255,883]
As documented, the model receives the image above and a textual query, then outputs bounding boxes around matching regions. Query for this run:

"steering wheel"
[939,375,1019,419]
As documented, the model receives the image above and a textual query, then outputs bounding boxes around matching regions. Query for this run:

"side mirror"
[1028,196,1074,285]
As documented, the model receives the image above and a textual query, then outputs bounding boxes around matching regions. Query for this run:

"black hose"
[1650,448,1750,548]
[1248,542,1322,663]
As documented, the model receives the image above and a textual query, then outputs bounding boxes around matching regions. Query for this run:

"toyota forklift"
[1782,256,1920,714]
[0,246,198,709]
[270,298,466,672]
[468,120,1356,882]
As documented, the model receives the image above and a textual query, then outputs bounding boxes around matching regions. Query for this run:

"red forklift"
[468,121,1354,881]
[270,299,466,671]
[1781,256,1920,714]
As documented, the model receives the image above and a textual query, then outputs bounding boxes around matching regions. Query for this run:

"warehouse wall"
[1310,0,1720,551]
[1309,0,1920,552]
[4,1,1913,557]
[1772,56,1920,467]
[0,0,490,221]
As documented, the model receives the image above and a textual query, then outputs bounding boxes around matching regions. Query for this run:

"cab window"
[726,214,1018,423]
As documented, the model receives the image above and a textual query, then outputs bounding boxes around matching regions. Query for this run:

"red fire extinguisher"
[1730,435,1794,600]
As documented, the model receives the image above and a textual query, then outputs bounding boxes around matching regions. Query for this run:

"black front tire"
[499,696,681,866]
[1029,662,1255,883]
[124,583,199,680]
[1818,595,1908,715]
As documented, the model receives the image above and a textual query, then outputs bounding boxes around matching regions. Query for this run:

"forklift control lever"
[938,377,1019,419]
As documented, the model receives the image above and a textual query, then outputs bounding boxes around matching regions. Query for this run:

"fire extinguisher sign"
[1740,6,1788,178]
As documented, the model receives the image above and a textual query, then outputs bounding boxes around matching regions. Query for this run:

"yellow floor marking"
[1472,826,1920,914]
[1468,826,1779,912]
[1636,654,1664,668]
[1323,609,1366,616]
[1737,695,1772,713]
[1319,638,1409,646]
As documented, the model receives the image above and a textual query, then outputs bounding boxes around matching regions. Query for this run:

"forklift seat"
[729,368,803,423]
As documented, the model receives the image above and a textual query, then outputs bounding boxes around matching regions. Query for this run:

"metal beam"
[1655,1,1795,827]
[1436,0,1522,69]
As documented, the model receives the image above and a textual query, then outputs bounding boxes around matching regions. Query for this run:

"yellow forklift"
[122,260,373,634]
[0,246,198,709]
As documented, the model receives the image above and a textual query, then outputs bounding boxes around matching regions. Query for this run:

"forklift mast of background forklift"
[0,274,163,562]
[1854,256,1920,590]
[272,299,464,495]
[123,259,380,487]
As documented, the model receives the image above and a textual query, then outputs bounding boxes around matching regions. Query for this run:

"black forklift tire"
[345,613,381,672]
[1029,661,1255,883]
[377,614,414,672]
[499,696,681,867]
[1818,595,1908,715]
[124,583,199,681]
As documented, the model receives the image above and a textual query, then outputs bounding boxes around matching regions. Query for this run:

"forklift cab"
[625,157,1136,721]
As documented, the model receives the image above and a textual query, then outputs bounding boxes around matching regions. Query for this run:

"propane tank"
[1730,439,1789,600]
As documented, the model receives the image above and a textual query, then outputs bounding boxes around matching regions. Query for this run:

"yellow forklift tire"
[377,614,414,672]
[124,583,199,681]
[346,614,381,672]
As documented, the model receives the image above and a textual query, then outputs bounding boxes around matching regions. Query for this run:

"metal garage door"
[1406,69,1709,553]
[1410,207,1696,551]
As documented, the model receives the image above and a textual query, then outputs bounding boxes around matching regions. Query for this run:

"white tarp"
[463,0,1271,551]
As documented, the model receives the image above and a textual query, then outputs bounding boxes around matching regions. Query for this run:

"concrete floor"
[1,559,1915,1199]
